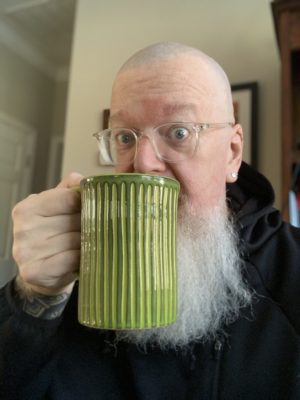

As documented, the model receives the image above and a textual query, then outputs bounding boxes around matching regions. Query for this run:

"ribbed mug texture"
[78,174,180,330]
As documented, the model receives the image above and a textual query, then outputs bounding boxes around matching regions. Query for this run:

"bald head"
[111,42,234,124]
[119,42,221,75]
[118,42,204,72]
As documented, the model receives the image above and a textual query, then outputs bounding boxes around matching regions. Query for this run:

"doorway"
[0,112,36,286]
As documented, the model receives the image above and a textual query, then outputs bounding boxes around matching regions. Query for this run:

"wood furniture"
[271,0,300,220]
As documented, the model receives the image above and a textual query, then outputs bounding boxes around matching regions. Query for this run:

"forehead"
[112,57,211,97]
[110,101,199,126]
[110,59,216,124]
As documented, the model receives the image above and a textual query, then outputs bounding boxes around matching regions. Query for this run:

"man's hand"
[12,172,83,296]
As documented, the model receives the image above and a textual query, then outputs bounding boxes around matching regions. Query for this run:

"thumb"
[56,172,85,189]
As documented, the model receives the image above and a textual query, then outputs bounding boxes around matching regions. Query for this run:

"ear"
[226,124,243,183]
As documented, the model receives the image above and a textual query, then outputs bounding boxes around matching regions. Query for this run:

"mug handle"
[71,186,81,194]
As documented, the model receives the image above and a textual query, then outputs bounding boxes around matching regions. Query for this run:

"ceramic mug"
[77,173,180,330]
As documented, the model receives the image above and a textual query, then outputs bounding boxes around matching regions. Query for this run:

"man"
[0,42,299,399]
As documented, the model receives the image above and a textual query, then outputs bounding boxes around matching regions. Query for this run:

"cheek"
[175,159,227,210]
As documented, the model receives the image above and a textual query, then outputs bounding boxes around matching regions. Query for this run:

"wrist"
[14,276,73,320]
[15,275,75,296]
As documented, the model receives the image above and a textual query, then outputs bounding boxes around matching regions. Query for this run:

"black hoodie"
[1,163,300,400]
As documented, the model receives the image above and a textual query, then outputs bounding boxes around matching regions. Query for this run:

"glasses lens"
[105,129,137,165]
[155,123,198,162]
[95,123,199,165]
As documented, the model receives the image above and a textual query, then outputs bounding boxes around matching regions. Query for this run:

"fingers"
[13,231,81,267]
[56,172,84,189]
[12,172,84,294]
[20,250,81,292]
[12,171,84,218]
[13,212,81,244]
[12,188,81,218]
[43,213,81,238]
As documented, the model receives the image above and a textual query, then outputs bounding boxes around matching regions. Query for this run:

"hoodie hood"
[227,162,282,257]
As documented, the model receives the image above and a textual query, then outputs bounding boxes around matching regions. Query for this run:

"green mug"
[78,173,180,330]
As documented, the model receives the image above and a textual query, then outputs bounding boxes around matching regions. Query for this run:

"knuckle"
[69,172,82,181]
[11,194,37,220]
[57,172,83,189]
[19,263,37,285]
[12,221,36,261]
[11,201,25,220]
[12,243,32,266]
[13,224,31,242]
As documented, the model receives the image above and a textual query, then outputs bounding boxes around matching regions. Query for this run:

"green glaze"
[78,174,180,330]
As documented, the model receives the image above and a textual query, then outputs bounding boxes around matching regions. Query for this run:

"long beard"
[116,201,252,350]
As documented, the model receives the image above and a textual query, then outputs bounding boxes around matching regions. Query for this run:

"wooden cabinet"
[271,0,300,220]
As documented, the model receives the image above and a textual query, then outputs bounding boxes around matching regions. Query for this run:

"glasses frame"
[93,122,234,165]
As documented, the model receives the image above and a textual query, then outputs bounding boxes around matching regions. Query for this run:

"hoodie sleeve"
[0,279,65,399]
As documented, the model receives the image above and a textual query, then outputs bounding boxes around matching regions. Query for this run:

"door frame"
[0,111,37,285]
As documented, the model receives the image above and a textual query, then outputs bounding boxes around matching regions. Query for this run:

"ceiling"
[0,0,76,79]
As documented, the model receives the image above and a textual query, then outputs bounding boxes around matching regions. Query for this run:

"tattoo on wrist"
[19,292,70,320]
[15,277,71,320]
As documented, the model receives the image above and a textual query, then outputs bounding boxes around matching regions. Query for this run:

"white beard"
[116,201,252,350]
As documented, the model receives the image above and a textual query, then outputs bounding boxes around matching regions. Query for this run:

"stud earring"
[231,172,238,179]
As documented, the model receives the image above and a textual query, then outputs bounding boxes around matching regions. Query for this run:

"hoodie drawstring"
[211,338,224,400]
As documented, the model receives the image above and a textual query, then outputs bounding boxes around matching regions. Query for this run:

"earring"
[231,172,238,179]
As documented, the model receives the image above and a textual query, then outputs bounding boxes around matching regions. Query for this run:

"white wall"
[63,0,281,206]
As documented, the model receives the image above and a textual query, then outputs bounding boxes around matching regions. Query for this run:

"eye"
[167,126,190,141]
[114,130,135,146]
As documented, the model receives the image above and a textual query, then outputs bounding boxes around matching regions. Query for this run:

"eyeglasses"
[93,122,234,165]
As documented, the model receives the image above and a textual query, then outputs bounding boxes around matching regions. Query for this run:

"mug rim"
[80,173,180,190]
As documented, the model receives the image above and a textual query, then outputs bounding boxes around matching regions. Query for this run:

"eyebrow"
[161,102,198,117]
[109,111,126,125]
[109,103,197,126]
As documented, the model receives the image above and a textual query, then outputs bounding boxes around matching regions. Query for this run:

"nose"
[133,135,167,174]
